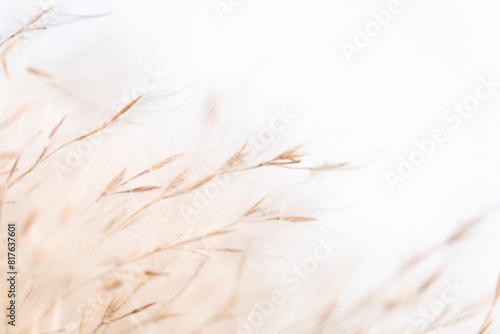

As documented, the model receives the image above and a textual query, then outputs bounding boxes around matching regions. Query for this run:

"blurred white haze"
[2,0,500,317]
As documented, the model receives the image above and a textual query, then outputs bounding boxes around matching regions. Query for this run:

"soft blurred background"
[2,0,500,329]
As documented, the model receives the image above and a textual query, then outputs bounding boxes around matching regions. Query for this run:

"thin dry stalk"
[13,115,66,183]
[0,105,29,130]
[0,8,53,49]
[41,95,143,164]
[477,274,500,333]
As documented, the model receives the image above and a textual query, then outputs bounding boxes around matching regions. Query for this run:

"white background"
[2,0,500,290]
